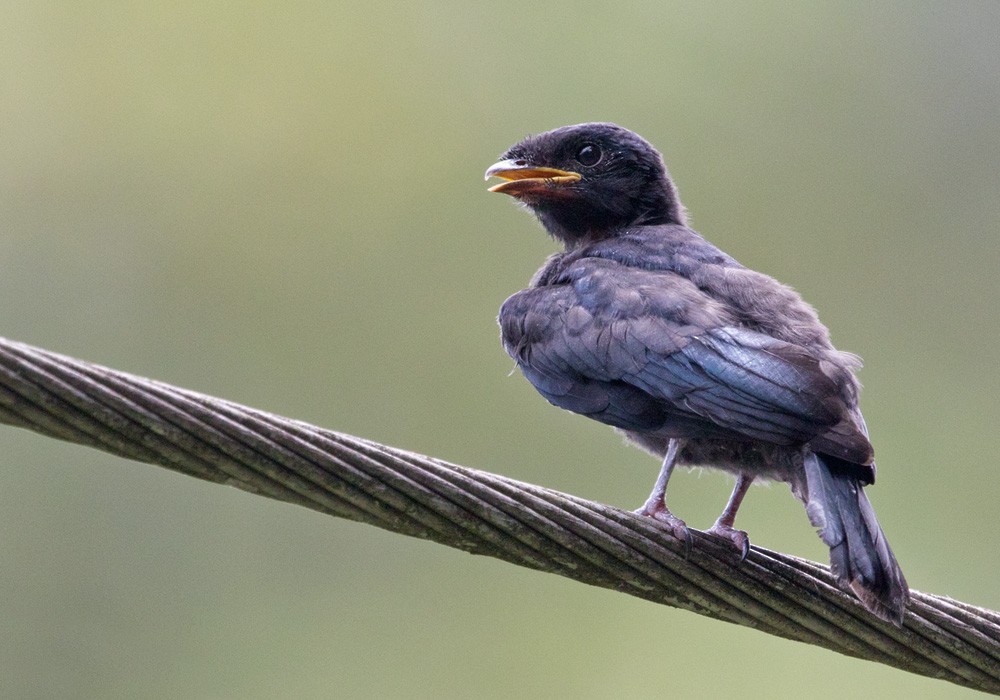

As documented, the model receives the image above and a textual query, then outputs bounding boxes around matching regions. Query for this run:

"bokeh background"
[2,2,998,698]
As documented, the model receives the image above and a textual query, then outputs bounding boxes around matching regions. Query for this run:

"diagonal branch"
[0,336,997,695]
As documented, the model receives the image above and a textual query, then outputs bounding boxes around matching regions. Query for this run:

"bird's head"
[485,122,686,246]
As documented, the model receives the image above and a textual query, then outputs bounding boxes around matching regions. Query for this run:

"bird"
[484,122,909,624]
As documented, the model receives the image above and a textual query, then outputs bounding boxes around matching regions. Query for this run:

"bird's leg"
[707,473,754,561]
[635,439,690,548]
[636,439,681,516]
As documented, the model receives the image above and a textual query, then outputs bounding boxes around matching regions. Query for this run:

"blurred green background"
[2,2,998,698]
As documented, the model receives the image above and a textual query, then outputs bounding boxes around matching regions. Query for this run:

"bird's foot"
[706,522,750,562]
[634,501,692,553]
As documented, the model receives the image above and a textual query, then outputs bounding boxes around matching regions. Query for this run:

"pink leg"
[635,439,691,549]
[707,473,754,560]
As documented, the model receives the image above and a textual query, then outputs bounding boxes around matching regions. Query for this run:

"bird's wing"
[655,326,847,442]
[500,259,849,446]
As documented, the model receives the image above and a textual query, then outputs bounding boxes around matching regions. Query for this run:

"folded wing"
[500,259,871,465]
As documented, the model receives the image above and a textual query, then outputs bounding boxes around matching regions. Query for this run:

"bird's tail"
[802,452,909,624]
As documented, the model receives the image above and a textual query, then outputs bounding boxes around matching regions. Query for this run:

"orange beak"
[484,159,582,197]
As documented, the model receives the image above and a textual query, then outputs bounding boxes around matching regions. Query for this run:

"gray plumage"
[486,123,908,623]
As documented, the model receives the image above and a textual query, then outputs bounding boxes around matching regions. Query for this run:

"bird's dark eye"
[575,144,602,167]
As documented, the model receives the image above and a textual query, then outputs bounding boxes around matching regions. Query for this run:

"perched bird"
[485,122,909,624]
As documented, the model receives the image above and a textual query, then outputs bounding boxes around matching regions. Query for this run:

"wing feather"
[500,258,857,446]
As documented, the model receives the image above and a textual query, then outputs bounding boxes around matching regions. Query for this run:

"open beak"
[484,159,582,197]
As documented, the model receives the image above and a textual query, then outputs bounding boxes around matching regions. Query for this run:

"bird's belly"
[619,428,805,484]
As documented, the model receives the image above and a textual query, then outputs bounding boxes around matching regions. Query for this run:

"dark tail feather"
[803,452,909,624]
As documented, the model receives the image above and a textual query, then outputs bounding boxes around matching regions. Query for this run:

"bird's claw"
[706,523,750,562]
[634,503,692,554]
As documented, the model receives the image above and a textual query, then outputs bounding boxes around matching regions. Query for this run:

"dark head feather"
[494,123,687,246]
